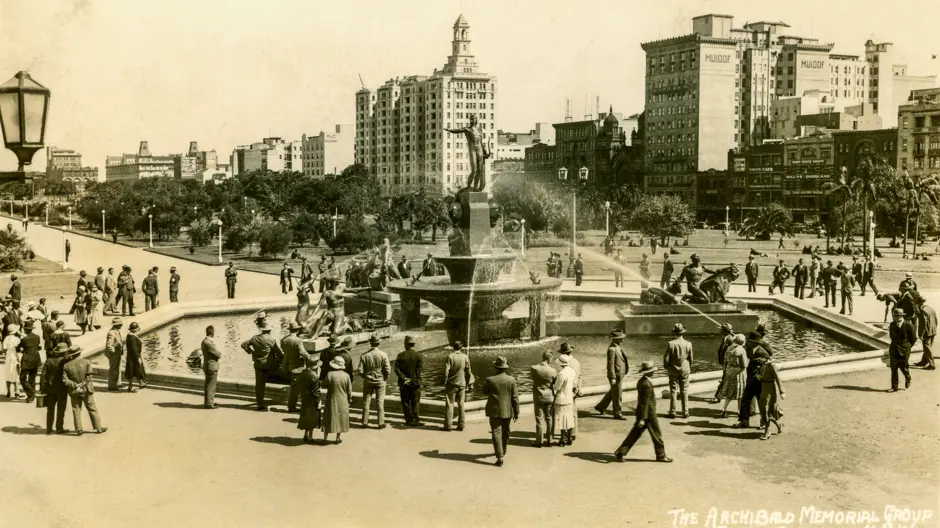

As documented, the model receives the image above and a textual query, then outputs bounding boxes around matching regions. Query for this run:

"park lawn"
[0,254,77,307]
[57,224,188,249]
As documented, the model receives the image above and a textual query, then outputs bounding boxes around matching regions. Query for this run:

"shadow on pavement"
[2,424,46,435]
[824,385,885,393]
[418,449,493,466]
[668,419,729,429]
[153,401,249,410]
[564,451,615,464]
[249,436,307,447]
[684,429,763,440]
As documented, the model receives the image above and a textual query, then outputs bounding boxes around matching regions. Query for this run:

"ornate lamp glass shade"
[578,166,589,180]
[557,167,568,181]
[0,71,51,169]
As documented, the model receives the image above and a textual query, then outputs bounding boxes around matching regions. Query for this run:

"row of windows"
[900,156,940,170]
[647,133,698,144]
[901,116,940,128]
[648,104,697,117]
[647,90,697,104]
[648,119,698,131]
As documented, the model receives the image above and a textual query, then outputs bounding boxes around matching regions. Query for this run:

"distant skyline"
[0,0,936,173]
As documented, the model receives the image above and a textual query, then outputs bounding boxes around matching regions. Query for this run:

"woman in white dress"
[87,284,104,331]
[3,323,22,399]
[553,354,577,446]
[717,334,749,418]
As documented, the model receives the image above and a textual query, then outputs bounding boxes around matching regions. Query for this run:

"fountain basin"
[435,254,516,284]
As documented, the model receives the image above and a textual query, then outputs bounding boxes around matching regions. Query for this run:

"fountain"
[387,188,562,344]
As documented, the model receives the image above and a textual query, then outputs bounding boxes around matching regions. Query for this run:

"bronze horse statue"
[641,264,740,305]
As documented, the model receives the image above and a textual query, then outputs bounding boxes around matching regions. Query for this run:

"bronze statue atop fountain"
[445,114,491,192]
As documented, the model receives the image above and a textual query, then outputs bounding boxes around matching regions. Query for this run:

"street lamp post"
[67,206,72,230]
[0,71,52,184]
[604,200,611,237]
[520,218,526,258]
[558,166,589,277]
[24,200,28,222]
[869,210,876,259]
[148,213,153,248]
[725,205,730,235]
[44,203,48,225]
[332,214,338,239]
[101,209,105,237]
[216,219,223,264]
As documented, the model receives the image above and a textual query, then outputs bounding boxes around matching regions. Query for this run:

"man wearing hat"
[279,262,295,295]
[529,350,557,447]
[105,318,125,391]
[735,343,771,428]
[850,256,863,288]
[820,260,838,308]
[899,272,918,292]
[664,323,693,419]
[201,325,222,408]
[125,322,147,392]
[142,269,159,312]
[104,267,117,314]
[358,334,391,428]
[41,310,59,353]
[62,345,107,435]
[769,259,790,295]
[913,299,937,370]
[397,255,412,280]
[241,322,278,411]
[557,342,582,442]
[94,267,106,294]
[318,334,340,381]
[16,319,42,403]
[837,262,856,316]
[421,253,437,277]
[281,321,309,412]
[443,341,474,431]
[7,273,21,303]
[792,258,808,299]
[121,266,137,316]
[41,342,71,434]
[660,253,674,290]
[860,255,879,296]
[483,356,520,467]
[745,255,759,293]
[614,361,671,463]
[2,299,23,340]
[49,319,72,350]
[225,262,238,299]
[807,255,820,298]
[169,266,181,303]
[394,335,424,426]
[594,329,629,419]
[888,308,916,392]
[573,253,584,286]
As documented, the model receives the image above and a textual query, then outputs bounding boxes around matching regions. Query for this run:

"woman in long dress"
[297,359,321,444]
[73,286,88,334]
[322,356,352,444]
[2,324,22,399]
[717,334,748,418]
[87,285,103,331]
[553,354,577,446]
[759,358,785,440]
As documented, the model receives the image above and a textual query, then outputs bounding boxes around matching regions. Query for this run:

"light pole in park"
[216,219,223,264]
[558,166,589,277]
[332,213,338,239]
[67,206,72,230]
[869,210,876,260]
[193,206,198,219]
[0,71,51,185]
[101,209,106,237]
[520,218,526,258]
[148,214,153,248]
[604,200,611,237]
[24,200,28,222]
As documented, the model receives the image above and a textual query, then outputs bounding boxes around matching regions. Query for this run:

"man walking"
[529,350,557,447]
[65,239,71,263]
[105,318,124,391]
[202,325,221,409]
[442,340,473,431]
[734,343,770,428]
[281,321,308,412]
[483,356,520,467]
[663,323,692,419]
[280,262,295,294]
[8,273,21,303]
[860,255,879,296]
[358,334,390,429]
[225,262,238,299]
[888,308,916,392]
[168,266,180,302]
[594,329,628,419]
[17,320,42,403]
[660,253,674,290]
[745,255,759,293]
[94,267,106,294]
[41,310,57,353]
[769,259,790,295]
[299,256,314,285]
[614,361,671,463]
[913,300,936,370]
[62,345,107,435]
[613,249,625,288]
[241,323,277,411]
[573,253,584,286]
[394,335,423,426]
[142,269,159,312]
[792,258,808,299]
[851,256,863,290]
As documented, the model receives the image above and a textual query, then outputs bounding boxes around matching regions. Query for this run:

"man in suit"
[168,266,181,302]
[358,334,391,429]
[573,253,584,286]
[8,273,21,303]
[913,300,936,370]
[142,269,159,312]
[483,356,520,467]
[612,249,625,288]
[792,258,808,299]
[279,263,295,294]
[41,342,71,434]
[317,256,328,293]
[241,323,277,411]
[104,318,124,391]
[614,361,672,463]
[899,272,918,292]
[851,256,863,289]
[94,267,106,293]
[529,350,557,447]
[594,329,629,419]
[838,263,855,316]
[49,320,71,350]
[281,321,308,412]
[225,262,238,299]
[41,310,58,353]
[745,255,759,293]
[638,253,650,289]
[888,308,916,392]
[663,323,693,419]
[202,325,222,409]
[821,260,838,308]
[104,268,117,314]
[394,335,424,426]
[421,253,437,277]
[768,260,790,295]
[397,255,412,280]
[860,255,879,296]
[121,266,136,316]
[660,253,674,290]
[442,340,473,431]
[807,256,820,298]
[17,320,42,403]
[62,345,107,435]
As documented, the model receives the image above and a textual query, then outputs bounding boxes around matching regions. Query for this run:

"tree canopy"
[627,194,695,242]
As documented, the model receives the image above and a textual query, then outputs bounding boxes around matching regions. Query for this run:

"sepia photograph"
[0,1,937,526]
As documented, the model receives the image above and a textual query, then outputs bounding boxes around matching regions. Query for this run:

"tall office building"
[105,141,176,181]
[641,14,935,173]
[302,125,354,178]
[355,14,498,196]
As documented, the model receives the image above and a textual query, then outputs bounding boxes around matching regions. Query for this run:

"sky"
[0,0,937,174]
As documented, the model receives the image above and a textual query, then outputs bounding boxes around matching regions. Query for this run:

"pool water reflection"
[138,304,867,401]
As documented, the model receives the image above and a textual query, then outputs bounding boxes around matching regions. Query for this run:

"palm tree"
[823,167,854,248]
[909,173,940,258]
[738,202,795,241]
[851,157,894,256]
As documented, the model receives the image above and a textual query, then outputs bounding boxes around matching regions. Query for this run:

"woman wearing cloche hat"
[322,355,352,444]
